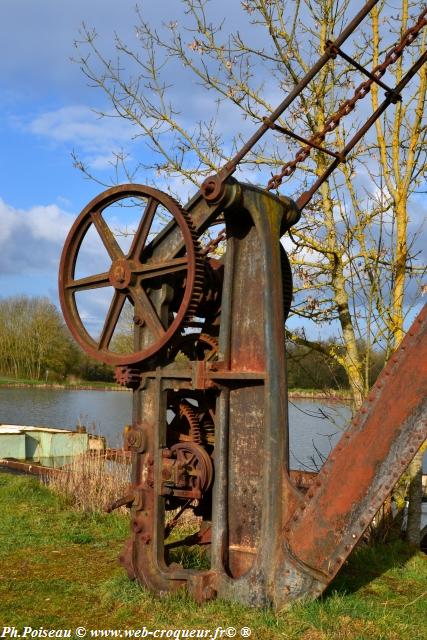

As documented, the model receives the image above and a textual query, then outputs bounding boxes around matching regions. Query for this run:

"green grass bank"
[0,472,426,639]
[0,376,351,400]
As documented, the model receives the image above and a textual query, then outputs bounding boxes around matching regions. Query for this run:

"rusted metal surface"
[286,307,427,580]
[59,178,427,608]
[57,0,427,611]
[0,458,64,477]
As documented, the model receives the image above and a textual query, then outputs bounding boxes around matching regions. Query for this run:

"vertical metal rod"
[210,235,235,571]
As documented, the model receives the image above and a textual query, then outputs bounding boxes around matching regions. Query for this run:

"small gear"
[115,366,142,389]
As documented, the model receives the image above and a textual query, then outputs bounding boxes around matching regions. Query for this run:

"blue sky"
[0,0,249,307]
[1,1,425,343]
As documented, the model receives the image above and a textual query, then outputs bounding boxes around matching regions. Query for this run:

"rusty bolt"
[140,533,151,545]
[114,265,126,283]
[127,433,137,446]
[132,516,144,533]
[203,586,217,601]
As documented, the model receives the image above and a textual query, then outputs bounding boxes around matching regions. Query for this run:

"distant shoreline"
[0,381,352,401]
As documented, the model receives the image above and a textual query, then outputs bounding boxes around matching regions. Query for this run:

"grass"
[288,388,352,400]
[0,376,122,390]
[0,472,426,639]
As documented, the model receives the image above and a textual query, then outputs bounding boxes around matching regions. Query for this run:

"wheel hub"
[108,258,134,290]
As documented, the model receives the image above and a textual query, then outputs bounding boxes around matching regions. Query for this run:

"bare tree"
[72,0,427,408]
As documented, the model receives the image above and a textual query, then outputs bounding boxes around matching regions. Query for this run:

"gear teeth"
[167,196,205,323]
[179,402,202,444]
[197,334,219,361]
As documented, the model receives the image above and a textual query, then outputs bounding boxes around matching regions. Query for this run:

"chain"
[202,229,227,256]
[266,7,427,191]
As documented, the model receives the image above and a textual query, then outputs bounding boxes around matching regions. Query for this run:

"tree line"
[0,295,387,389]
[0,296,113,382]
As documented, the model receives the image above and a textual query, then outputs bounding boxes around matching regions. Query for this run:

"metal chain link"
[266,7,427,191]
[202,229,227,256]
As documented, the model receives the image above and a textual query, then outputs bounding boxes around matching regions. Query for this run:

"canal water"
[0,387,352,470]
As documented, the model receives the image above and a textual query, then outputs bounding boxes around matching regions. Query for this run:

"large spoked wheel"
[59,184,204,366]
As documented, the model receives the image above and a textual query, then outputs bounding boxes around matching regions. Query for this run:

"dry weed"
[47,449,131,513]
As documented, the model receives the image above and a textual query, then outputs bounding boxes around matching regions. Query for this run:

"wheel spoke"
[137,257,188,280]
[66,272,110,292]
[128,286,166,341]
[98,291,126,350]
[91,210,124,260]
[128,197,158,261]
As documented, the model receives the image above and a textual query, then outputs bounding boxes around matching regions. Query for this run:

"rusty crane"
[58,1,427,608]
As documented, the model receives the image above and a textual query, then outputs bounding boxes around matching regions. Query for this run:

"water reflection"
[1,387,351,470]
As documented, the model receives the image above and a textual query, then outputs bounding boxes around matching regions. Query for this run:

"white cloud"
[0,199,74,274]
[0,197,115,333]
[27,105,136,167]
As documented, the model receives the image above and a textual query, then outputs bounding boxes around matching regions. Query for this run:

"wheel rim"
[59,184,203,365]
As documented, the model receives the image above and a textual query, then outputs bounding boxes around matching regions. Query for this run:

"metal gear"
[114,366,142,389]
[59,184,205,366]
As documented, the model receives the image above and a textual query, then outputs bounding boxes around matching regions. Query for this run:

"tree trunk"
[405,446,424,547]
